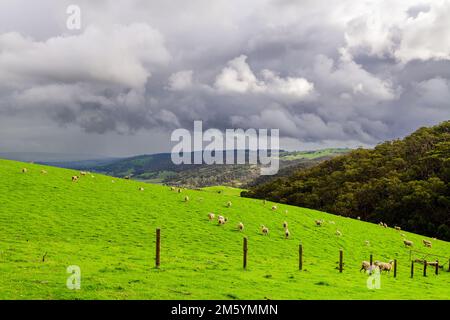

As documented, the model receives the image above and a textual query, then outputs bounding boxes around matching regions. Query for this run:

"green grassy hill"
[0,159,449,300]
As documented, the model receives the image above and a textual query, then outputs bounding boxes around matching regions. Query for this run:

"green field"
[0,159,449,300]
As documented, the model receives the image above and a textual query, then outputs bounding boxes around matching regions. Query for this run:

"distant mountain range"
[82,148,351,188]
[0,152,120,164]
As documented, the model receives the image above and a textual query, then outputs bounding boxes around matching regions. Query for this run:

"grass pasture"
[0,159,449,300]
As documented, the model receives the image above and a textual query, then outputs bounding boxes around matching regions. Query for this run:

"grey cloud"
[0,0,450,155]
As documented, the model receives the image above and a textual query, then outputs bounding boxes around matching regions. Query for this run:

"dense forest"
[243,121,450,241]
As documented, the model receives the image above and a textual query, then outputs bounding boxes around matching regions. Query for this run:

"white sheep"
[139,187,145,191]
[218,216,227,225]
[282,221,288,229]
[336,230,342,236]
[261,225,269,235]
[375,260,394,273]
[403,240,413,247]
[22,168,28,173]
[238,222,244,231]
[72,176,79,182]
[40,170,47,174]
[365,240,370,246]
[284,229,290,239]
[184,195,189,202]
[395,226,401,231]
[226,201,232,208]
[80,171,87,176]
[422,239,432,248]
[315,219,323,226]
[271,205,277,211]
[360,261,371,272]
[208,213,215,221]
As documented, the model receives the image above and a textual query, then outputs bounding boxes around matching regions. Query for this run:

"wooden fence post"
[370,254,373,266]
[243,237,248,269]
[155,228,161,268]
[339,249,343,273]
[394,259,397,278]
[423,260,427,277]
[435,260,439,275]
[299,244,303,271]
[448,258,450,272]
[410,261,414,278]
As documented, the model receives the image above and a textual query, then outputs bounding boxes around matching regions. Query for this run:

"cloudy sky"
[1,0,450,157]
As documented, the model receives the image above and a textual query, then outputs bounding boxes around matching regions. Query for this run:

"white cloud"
[167,70,193,91]
[0,23,170,89]
[214,55,314,99]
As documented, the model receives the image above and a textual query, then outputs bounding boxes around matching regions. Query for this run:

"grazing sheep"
[357,216,361,220]
[178,188,182,193]
[208,213,215,221]
[218,216,227,225]
[379,222,384,227]
[360,261,371,272]
[124,175,131,180]
[283,221,288,229]
[261,226,269,235]
[184,196,189,202]
[22,168,28,173]
[40,170,47,174]
[238,222,244,231]
[170,186,176,191]
[271,205,277,211]
[403,240,413,247]
[375,260,394,273]
[139,187,145,191]
[80,171,87,176]
[336,230,342,236]
[284,229,290,239]
[383,223,388,228]
[400,233,406,238]
[422,239,432,248]
[72,176,79,182]
[315,219,323,226]
[395,226,401,231]
[365,240,370,246]
[226,201,232,208]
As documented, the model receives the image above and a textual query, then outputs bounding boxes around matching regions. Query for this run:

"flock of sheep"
[205,205,290,238]
[21,166,441,273]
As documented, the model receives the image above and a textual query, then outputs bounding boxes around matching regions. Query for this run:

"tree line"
[243,121,450,241]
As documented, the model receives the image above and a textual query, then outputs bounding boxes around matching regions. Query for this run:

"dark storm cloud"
[0,0,450,155]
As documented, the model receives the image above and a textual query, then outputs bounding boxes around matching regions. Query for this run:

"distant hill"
[86,148,350,187]
[0,152,119,163]
[243,121,450,241]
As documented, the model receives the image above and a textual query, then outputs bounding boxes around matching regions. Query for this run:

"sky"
[0,0,450,157]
